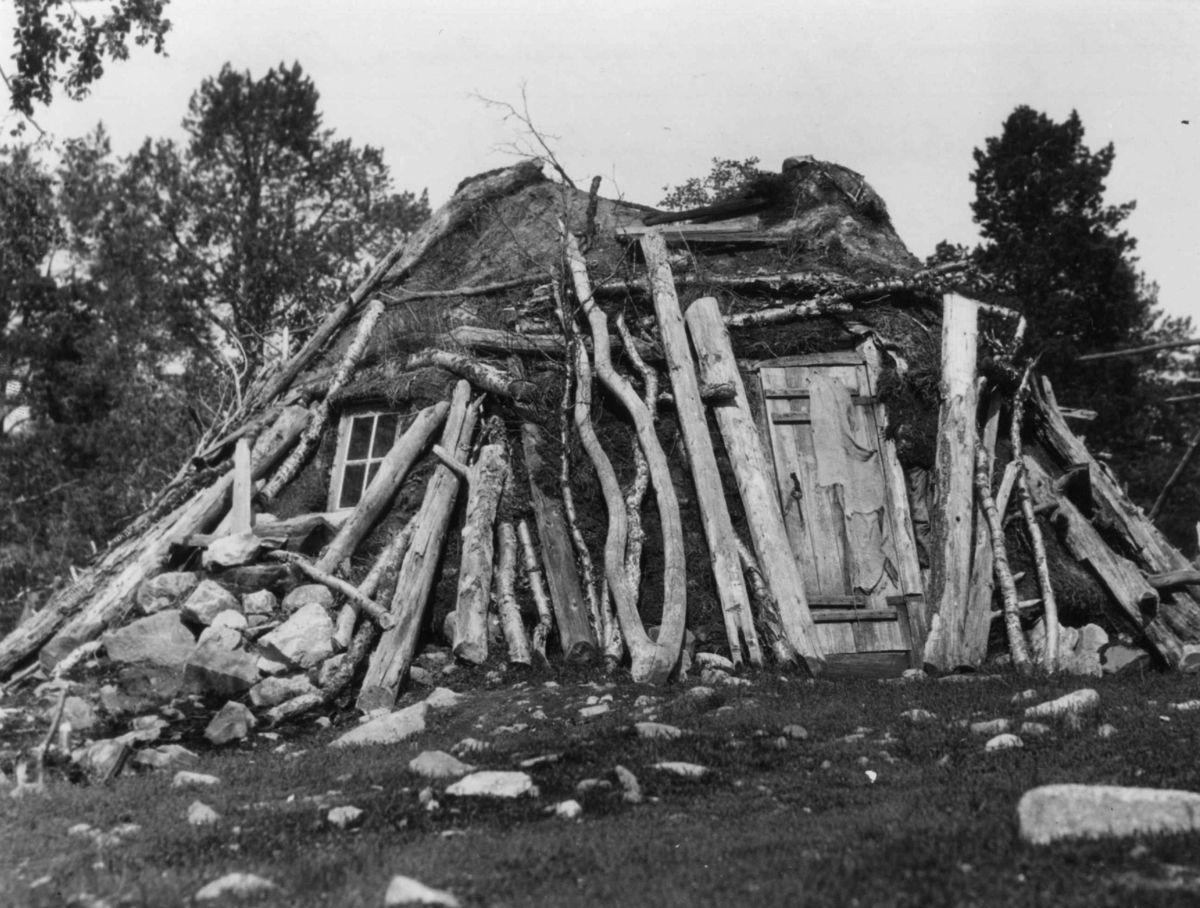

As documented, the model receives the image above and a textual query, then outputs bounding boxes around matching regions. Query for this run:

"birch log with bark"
[735,534,798,665]
[922,293,980,671]
[975,445,1032,672]
[314,401,449,574]
[641,231,761,667]
[450,444,509,664]
[961,385,1003,666]
[518,519,554,664]
[357,381,479,710]
[22,406,310,673]
[495,520,532,666]
[684,296,825,672]
[614,314,654,598]
[565,230,686,683]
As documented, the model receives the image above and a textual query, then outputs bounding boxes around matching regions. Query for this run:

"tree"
[5,0,170,127]
[659,157,764,210]
[128,62,429,371]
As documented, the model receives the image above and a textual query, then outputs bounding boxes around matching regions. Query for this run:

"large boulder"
[102,611,195,670]
[1019,784,1200,844]
[181,581,241,627]
[331,702,429,748]
[135,572,199,616]
[184,641,260,696]
[204,701,257,745]
[258,603,334,670]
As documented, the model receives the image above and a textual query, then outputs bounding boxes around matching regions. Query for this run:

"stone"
[136,572,199,616]
[409,666,433,686]
[99,684,152,716]
[653,761,707,778]
[242,589,278,617]
[424,687,465,710]
[615,765,642,803]
[694,652,735,671]
[204,701,257,745]
[1097,723,1118,738]
[445,771,538,798]
[257,654,289,675]
[259,603,334,669]
[1169,699,1200,712]
[554,799,583,819]
[383,874,460,907]
[187,801,219,825]
[250,674,316,708]
[985,733,1023,751]
[1011,689,1039,703]
[132,744,199,770]
[408,751,475,779]
[1177,644,1200,673]
[782,724,809,739]
[900,668,928,682]
[970,718,1011,735]
[197,624,242,651]
[1070,624,1109,676]
[1103,644,1152,675]
[1025,689,1100,719]
[579,703,610,718]
[181,580,241,626]
[184,641,260,696]
[203,532,265,569]
[668,686,720,716]
[211,610,248,631]
[73,739,129,776]
[331,702,429,748]
[699,667,731,686]
[62,696,98,732]
[576,778,611,795]
[102,610,196,670]
[172,770,220,788]
[281,583,334,614]
[414,648,452,670]
[1020,722,1051,737]
[195,873,276,901]
[327,805,364,829]
[215,563,299,598]
[901,709,937,724]
[1019,784,1200,844]
[635,721,683,740]
[317,654,348,688]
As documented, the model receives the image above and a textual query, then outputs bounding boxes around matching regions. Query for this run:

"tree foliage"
[7,0,171,126]
[659,156,764,210]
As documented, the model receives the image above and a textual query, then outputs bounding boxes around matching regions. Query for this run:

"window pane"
[372,413,399,458]
[339,463,367,509]
[365,461,381,489]
[347,416,374,461]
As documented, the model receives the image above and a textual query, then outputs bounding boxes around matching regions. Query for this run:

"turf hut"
[5,155,1200,717]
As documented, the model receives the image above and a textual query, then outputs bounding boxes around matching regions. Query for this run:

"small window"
[329,410,401,510]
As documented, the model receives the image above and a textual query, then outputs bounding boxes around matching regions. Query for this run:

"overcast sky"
[3,0,1197,323]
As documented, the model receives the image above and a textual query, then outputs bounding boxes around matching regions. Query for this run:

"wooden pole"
[922,293,980,671]
[1149,424,1200,521]
[495,520,532,666]
[333,514,417,649]
[451,444,509,664]
[230,439,253,535]
[974,446,1032,673]
[684,296,825,672]
[1077,337,1200,363]
[518,519,554,664]
[357,381,479,710]
[640,230,761,667]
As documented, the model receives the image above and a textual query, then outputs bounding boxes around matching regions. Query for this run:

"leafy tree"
[128,62,429,371]
[6,0,171,127]
[660,156,764,210]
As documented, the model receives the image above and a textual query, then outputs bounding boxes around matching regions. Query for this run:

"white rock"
[281,584,334,614]
[901,708,937,724]
[133,744,199,770]
[900,668,928,681]
[242,589,278,617]
[250,674,316,708]
[135,572,199,616]
[445,771,537,798]
[653,761,707,778]
[204,701,257,745]
[554,799,583,819]
[331,702,429,748]
[1020,722,1051,737]
[211,610,248,631]
[1011,689,1039,703]
[635,722,682,740]
[172,771,220,788]
[408,751,475,779]
[327,805,364,829]
[195,872,276,901]
[1025,689,1100,718]
[202,532,265,569]
[615,764,641,803]
[181,580,241,626]
[1018,784,1200,844]
[102,610,196,669]
[259,603,334,669]
[970,718,1011,735]
[985,733,1023,751]
[184,641,260,696]
[197,624,242,651]
[578,704,610,718]
[424,687,465,710]
[383,874,460,907]
[694,652,735,671]
[782,724,809,739]
[1097,723,1118,738]
[1168,699,1200,712]
[187,801,220,825]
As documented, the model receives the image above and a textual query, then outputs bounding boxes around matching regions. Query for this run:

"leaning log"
[357,381,479,710]
[314,401,449,574]
[641,231,761,667]
[684,296,825,672]
[449,444,509,665]
[922,293,980,671]
[495,520,532,666]
[975,446,1031,673]
[333,514,417,649]
[15,406,309,674]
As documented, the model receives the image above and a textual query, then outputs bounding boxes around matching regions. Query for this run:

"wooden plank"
[762,389,876,404]
[685,297,825,670]
[922,293,980,671]
[750,351,867,370]
[811,609,899,623]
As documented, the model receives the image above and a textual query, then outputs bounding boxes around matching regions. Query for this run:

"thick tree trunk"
[314,401,449,574]
[641,231,761,667]
[357,381,479,710]
[684,296,825,672]
[565,230,686,683]
[400,350,537,402]
[922,293,980,671]
[451,444,509,664]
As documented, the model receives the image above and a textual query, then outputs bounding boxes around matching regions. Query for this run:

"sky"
[2,0,1198,323]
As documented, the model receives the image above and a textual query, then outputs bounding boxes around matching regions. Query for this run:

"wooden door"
[755,351,922,666]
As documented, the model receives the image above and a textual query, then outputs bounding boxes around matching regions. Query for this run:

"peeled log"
[452,445,509,664]
[495,521,532,666]
[357,381,479,710]
[684,296,825,672]
[922,293,980,672]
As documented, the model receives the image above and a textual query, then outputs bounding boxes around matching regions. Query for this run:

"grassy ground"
[4,666,1200,907]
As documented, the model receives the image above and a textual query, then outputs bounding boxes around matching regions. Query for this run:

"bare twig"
[471,83,576,187]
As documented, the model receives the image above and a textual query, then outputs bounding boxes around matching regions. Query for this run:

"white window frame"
[327,408,403,512]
